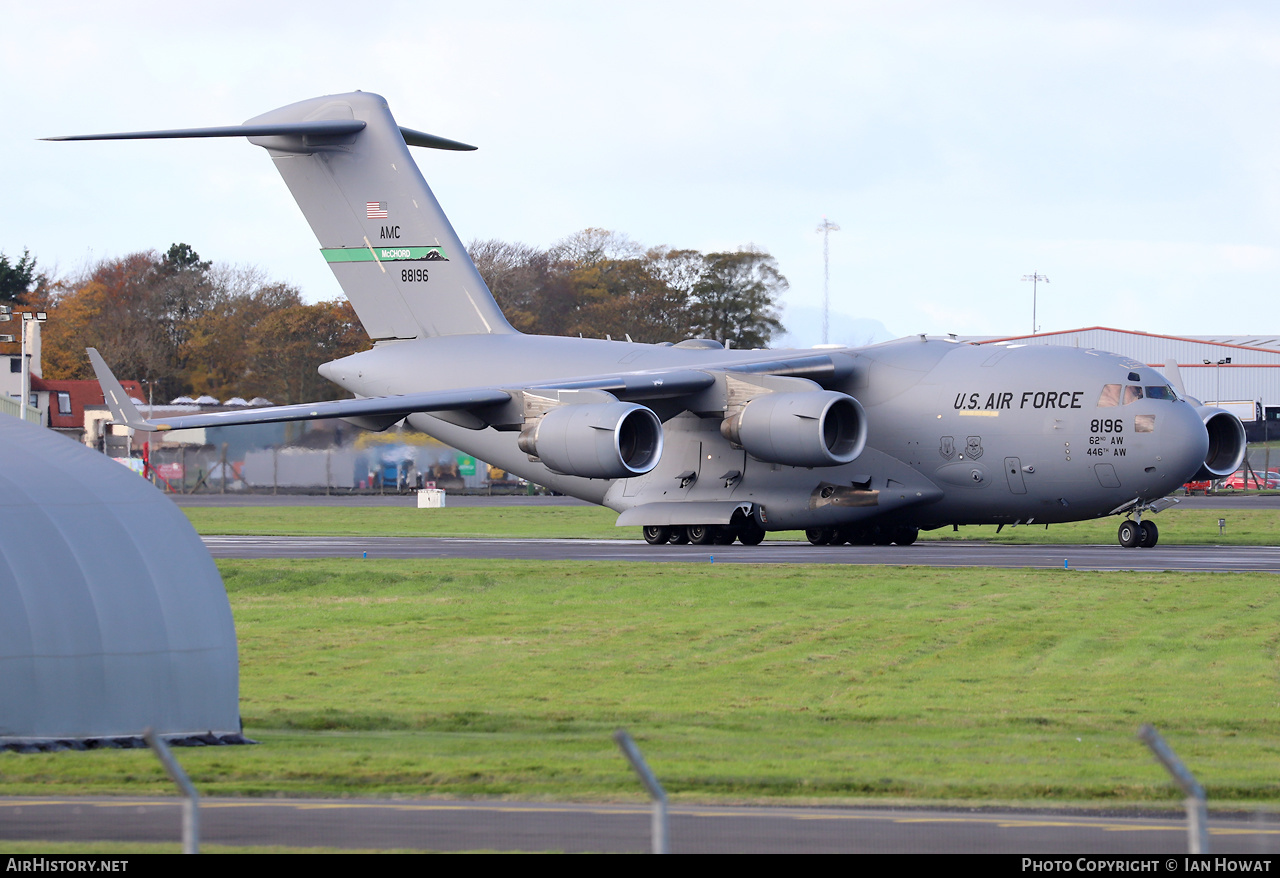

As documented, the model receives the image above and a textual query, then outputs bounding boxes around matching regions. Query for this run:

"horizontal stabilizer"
[43,120,367,141]
[398,127,478,151]
[44,121,475,151]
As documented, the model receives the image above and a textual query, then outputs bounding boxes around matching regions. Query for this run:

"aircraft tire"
[643,526,671,545]
[738,521,766,546]
[842,527,873,546]
[1117,520,1140,548]
[1140,520,1159,548]
[713,528,736,545]
[892,526,919,546]
[806,528,833,546]
[669,528,690,545]
[689,525,718,545]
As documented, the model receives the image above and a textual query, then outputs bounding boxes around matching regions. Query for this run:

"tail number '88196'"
[1090,419,1123,433]
[401,268,429,283]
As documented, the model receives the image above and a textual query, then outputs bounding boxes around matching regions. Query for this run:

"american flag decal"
[366,202,388,219]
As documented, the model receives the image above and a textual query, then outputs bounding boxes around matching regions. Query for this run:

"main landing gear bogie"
[643,521,767,547]
[807,525,919,547]
[1117,519,1158,549]
[644,522,918,548]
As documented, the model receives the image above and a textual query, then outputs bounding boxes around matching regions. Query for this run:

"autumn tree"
[41,251,180,393]
[182,271,304,400]
[469,239,557,334]
[468,231,786,346]
[40,245,369,403]
[245,299,366,403]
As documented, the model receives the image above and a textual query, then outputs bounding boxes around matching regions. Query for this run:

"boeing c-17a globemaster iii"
[51,91,1246,549]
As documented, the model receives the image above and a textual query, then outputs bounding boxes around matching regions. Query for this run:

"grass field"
[183,503,1280,546]
[4,559,1278,808]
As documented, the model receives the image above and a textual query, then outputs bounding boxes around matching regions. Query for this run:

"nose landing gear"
[1117,516,1160,548]
[1112,497,1175,548]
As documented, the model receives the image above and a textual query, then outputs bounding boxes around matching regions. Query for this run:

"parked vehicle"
[1221,468,1280,490]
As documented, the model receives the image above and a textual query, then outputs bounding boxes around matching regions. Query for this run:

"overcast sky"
[3,1,1279,347]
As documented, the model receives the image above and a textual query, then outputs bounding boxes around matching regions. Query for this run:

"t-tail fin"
[47,92,515,341]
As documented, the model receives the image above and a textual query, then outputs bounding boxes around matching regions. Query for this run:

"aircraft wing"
[88,347,847,433]
[88,348,512,432]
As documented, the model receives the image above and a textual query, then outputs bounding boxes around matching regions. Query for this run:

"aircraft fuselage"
[321,333,1209,533]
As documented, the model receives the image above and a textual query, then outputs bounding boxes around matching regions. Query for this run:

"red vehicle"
[1221,469,1280,490]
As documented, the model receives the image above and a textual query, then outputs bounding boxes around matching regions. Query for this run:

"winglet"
[1162,361,1188,398]
[86,348,163,432]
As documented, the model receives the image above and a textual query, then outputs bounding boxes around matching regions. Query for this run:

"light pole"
[1203,357,1231,405]
[1021,273,1049,335]
[816,217,841,345]
[20,311,47,423]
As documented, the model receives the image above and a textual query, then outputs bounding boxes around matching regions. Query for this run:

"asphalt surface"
[3,797,1278,853]
[201,535,1280,572]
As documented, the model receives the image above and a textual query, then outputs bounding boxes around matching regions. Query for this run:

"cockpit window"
[1097,384,1121,407]
[1145,385,1176,400]
[1122,385,1144,405]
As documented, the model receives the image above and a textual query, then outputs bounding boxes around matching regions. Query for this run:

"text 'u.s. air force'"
[954,390,1085,411]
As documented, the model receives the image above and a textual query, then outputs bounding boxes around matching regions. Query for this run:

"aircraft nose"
[1163,402,1211,483]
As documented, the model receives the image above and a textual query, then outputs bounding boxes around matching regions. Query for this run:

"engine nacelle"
[518,402,663,479]
[720,391,866,467]
[1191,406,1247,480]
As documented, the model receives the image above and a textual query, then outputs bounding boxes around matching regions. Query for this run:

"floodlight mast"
[1021,273,1049,334]
[2,309,47,423]
[817,217,841,344]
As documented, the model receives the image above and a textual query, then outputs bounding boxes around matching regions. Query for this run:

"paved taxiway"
[203,535,1280,572]
[188,490,1280,571]
[3,797,1277,853]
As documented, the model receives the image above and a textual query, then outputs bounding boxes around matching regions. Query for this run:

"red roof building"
[30,376,145,443]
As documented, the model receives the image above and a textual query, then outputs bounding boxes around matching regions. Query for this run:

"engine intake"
[721,391,866,467]
[1191,406,1247,480]
[518,402,663,479]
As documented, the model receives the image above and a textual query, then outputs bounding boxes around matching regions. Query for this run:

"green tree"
[689,247,786,349]
[0,249,46,305]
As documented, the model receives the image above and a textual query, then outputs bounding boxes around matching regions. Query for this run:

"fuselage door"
[1004,456,1027,495]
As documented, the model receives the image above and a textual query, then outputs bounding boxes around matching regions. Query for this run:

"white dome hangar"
[0,415,241,749]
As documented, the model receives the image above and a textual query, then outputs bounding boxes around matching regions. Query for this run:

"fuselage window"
[1144,385,1176,400]
[1097,384,1121,407]
[1134,414,1155,432]
[1122,385,1144,405]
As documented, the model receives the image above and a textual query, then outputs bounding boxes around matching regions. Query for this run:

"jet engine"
[720,391,866,467]
[1191,406,1247,480]
[518,402,663,479]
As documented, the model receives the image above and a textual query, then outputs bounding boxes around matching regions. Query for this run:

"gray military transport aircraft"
[52,91,1246,549]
